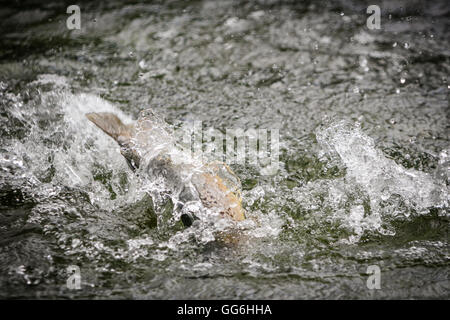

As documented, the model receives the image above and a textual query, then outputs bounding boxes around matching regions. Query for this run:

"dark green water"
[0,0,449,299]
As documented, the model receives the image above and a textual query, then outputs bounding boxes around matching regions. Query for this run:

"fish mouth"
[180,212,199,227]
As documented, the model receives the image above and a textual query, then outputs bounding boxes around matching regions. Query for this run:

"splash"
[314,120,449,242]
[1,77,282,258]
[1,82,144,210]
[316,121,448,212]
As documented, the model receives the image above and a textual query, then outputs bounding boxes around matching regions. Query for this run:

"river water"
[0,0,449,299]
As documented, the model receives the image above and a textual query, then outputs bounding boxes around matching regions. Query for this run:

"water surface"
[0,0,449,299]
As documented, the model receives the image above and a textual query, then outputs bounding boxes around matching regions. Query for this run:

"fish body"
[86,111,245,226]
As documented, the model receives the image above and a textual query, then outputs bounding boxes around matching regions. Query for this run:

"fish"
[85,110,246,227]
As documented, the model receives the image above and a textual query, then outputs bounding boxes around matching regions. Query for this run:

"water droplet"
[340,12,344,16]
[360,58,367,67]
[393,42,397,47]
[395,88,400,94]
[404,42,409,49]
[447,85,450,89]
[400,78,406,84]
[139,60,147,69]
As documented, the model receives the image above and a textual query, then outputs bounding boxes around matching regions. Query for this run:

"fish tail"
[86,112,133,144]
[86,112,140,171]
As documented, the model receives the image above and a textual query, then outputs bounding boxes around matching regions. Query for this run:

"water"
[0,0,449,299]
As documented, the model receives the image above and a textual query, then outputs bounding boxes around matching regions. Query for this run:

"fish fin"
[120,146,141,171]
[86,112,140,171]
[86,112,133,145]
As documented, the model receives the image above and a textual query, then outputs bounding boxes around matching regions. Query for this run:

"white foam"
[316,121,449,214]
